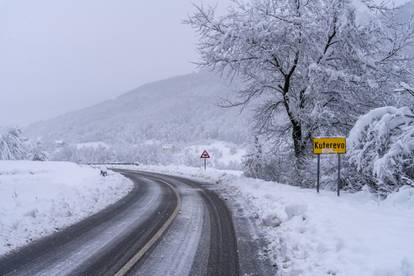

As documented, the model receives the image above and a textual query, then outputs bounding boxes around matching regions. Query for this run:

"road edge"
[114,176,182,276]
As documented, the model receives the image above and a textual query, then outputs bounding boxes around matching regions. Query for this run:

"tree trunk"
[291,120,304,159]
[291,119,309,186]
[282,67,308,185]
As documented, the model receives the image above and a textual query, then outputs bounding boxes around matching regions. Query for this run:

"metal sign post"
[312,137,346,196]
[317,154,320,193]
[200,150,211,171]
[337,154,341,197]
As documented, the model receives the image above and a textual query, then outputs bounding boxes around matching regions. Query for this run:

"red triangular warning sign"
[200,150,210,159]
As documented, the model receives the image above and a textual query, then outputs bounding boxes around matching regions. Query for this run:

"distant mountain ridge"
[25,71,251,148]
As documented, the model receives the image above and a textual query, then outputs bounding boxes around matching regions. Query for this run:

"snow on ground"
[139,165,414,276]
[0,161,133,256]
[183,141,247,168]
[198,141,246,166]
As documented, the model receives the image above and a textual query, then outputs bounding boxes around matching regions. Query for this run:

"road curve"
[0,171,179,276]
[0,170,240,276]
[128,171,240,276]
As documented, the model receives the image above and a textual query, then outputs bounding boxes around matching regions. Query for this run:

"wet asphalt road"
[0,170,240,276]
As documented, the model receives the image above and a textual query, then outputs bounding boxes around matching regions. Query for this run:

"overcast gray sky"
[0,0,228,127]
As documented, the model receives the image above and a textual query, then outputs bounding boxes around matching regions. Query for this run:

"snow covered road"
[124,172,240,276]
[0,171,177,275]
[129,173,207,276]
[0,170,241,276]
[0,161,133,256]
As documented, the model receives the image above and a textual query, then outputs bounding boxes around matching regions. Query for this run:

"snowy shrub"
[347,106,414,196]
[243,136,316,186]
[31,151,48,161]
[243,151,287,182]
[26,140,49,161]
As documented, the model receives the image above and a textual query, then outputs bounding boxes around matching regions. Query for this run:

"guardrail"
[86,162,140,166]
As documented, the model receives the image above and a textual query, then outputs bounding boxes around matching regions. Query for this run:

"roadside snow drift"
[226,178,414,276]
[140,165,414,276]
[0,161,133,256]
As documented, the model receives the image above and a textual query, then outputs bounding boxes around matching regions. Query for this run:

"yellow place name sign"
[313,137,346,154]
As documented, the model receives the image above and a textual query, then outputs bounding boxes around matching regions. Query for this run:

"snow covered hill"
[25,72,251,166]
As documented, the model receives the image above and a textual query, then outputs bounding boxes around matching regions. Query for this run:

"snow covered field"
[0,161,133,256]
[139,165,414,276]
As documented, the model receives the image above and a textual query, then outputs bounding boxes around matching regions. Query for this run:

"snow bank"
[226,178,414,276]
[0,161,133,256]
[141,165,414,276]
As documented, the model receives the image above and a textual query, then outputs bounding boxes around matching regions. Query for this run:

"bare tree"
[187,0,414,179]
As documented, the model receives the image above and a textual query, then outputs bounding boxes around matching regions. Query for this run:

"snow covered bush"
[347,106,414,196]
[243,136,316,185]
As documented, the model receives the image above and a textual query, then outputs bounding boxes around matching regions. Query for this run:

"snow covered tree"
[0,128,27,160]
[30,141,49,161]
[243,136,264,178]
[187,0,414,182]
[347,106,414,196]
[31,150,48,161]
